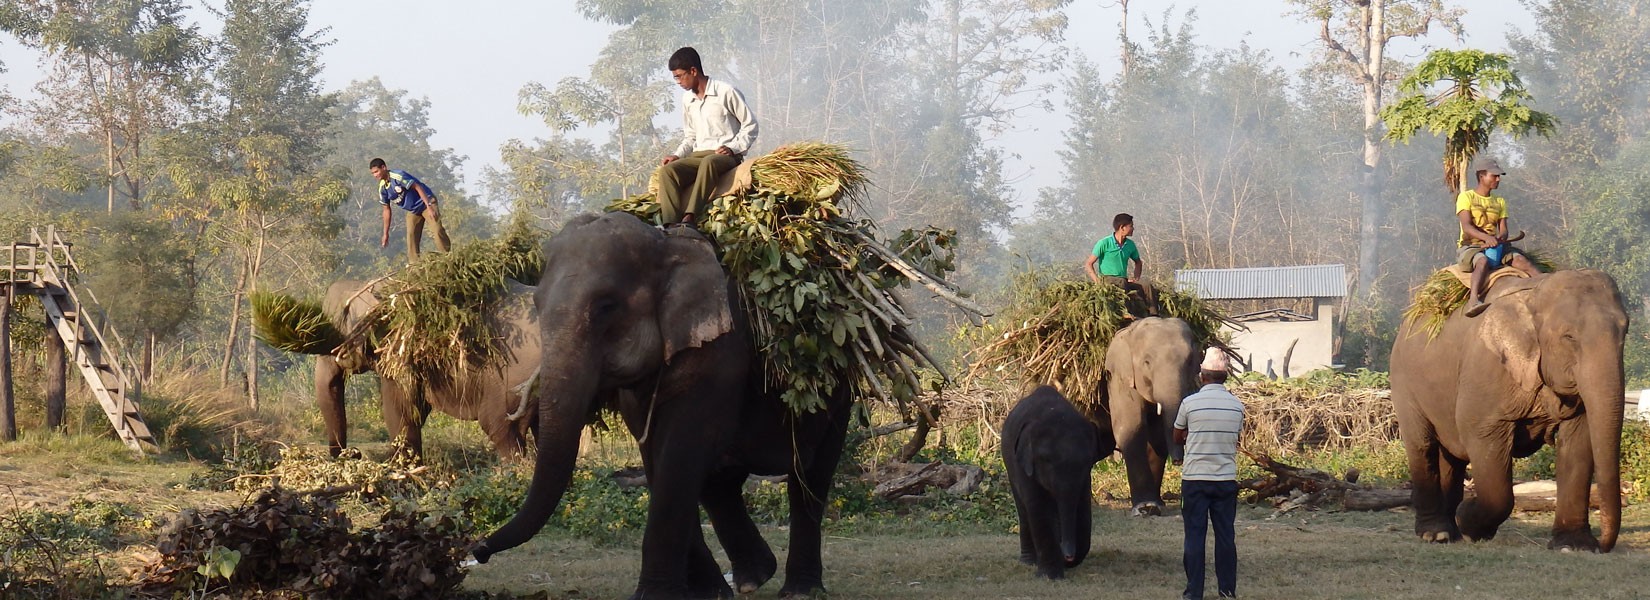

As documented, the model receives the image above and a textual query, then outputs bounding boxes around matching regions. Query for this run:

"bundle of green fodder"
[966,268,1231,408]
[609,142,989,413]
[1231,369,1395,456]
[253,216,543,388]
[1401,251,1558,338]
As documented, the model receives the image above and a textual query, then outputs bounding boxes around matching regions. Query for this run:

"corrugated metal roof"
[1174,264,1348,299]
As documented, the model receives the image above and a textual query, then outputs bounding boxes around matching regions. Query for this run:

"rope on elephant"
[252,216,544,388]
[964,268,1233,409]
[608,142,990,414]
[1401,250,1558,338]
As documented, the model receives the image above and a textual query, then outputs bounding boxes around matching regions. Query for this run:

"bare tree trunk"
[1355,1,1386,298]
[220,253,249,386]
[1118,0,1133,78]
[1,283,15,441]
[246,224,266,411]
[142,330,154,386]
[47,323,66,432]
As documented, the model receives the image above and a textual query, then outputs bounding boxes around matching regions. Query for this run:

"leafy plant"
[1382,48,1558,192]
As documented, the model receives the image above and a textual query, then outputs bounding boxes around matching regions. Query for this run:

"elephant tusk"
[507,366,540,421]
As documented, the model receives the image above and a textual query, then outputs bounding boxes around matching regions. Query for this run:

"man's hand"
[715,146,734,156]
[424,201,440,221]
[380,235,389,248]
[661,155,680,165]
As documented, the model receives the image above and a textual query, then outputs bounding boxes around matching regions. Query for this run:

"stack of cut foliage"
[1232,369,1395,456]
[137,487,471,599]
[253,217,543,388]
[609,142,989,413]
[1402,251,1558,337]
[966,269,1231,407]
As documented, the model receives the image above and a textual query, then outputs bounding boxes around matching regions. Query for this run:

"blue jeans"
[1182,479,1238,598]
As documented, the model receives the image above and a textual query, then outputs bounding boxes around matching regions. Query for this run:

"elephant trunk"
[472,350,598,563]
[1059,477,1093,566]
[1157,385,1187,464]
[1583,374,1624,553]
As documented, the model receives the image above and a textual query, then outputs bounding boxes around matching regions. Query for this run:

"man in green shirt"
[1086,213,1157,315]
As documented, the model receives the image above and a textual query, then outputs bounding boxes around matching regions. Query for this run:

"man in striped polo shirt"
[1174,348,1244,599]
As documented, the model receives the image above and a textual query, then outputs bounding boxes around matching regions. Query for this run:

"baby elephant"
[1002,386,1116,579]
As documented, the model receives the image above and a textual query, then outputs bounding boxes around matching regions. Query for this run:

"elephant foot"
[778,582,826,599]
[730,553,777,594]
[1130,501,1163,517]
[1548,529,1601,553]
[1417,530,1460,544]
[1018,552,1036,566]
[1034,565,1067,580]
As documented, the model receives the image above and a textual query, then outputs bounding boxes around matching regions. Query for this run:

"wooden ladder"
[14,227,154,453]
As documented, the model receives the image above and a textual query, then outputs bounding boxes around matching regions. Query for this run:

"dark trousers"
[1182,479,1238,599]
[657,150,740,224]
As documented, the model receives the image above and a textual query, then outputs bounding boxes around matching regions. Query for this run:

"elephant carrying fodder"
[257,278,542,460]
[1391,269,1626,552]
[471,213,856,599]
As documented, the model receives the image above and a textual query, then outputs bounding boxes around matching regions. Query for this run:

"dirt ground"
[464,501,1650,600]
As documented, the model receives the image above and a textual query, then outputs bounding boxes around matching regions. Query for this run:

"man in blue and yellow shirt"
[1456,157,1541,317]
[371,158,451,263]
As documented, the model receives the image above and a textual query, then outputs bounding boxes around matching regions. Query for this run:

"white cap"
[1200,347,1229,372]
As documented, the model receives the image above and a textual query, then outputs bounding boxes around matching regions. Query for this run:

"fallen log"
[868,461,985,499]
[1240,450,1410,512]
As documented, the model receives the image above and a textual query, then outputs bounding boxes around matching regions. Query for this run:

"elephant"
[1003,385,1115,579]
[309,277,541,460]
[1390,269,1626,552]
[471,212,856,599]
[1101,316,1200,516]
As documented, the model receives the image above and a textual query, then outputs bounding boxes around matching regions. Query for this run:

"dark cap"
[1471,156,1507,177]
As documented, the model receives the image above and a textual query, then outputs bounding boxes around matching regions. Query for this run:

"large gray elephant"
[309,277,541,460]
[471,213,855,600]
[1003,385,1114,580]
[1390,269,1626,551]
[1102,317,1200,516]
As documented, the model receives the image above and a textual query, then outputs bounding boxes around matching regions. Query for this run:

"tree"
[1293,0,1461,297]
[1382,49,1557,194]
[83,211,195,383]
[145,0,346,407]
[3,0,206,212]
[1507,0,1650,233]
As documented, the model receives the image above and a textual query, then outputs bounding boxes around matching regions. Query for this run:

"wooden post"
[47,322,66,432]
[1,282,16,442]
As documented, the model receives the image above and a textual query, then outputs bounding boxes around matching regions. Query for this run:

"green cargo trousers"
[657,149,741,225]
[407,208,452,262]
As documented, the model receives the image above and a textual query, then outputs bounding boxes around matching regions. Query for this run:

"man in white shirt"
[1174,348,1244,599]
[656,46,759,227]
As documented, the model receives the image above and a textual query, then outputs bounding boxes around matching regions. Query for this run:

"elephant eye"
[592,298,621,319]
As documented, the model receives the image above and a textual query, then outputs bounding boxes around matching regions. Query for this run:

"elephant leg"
[1008,469,1036,565]
[1023,482,1066,580]
[1143,418,1168,504]
[315,356,348,457]
[685,533,734,599]
[380,377,429,461]
[701,470,777,594]
[632,406,722,599]
[779,389,853,598]
[477,398,528,461]
[1438,452,1468,540]
[1549,418,1602,551]
[1112,399,1162,515]
[1457,426,1515,542]
[1397,397,1457,542]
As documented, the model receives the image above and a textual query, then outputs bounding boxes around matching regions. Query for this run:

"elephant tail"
[251,291,346,355]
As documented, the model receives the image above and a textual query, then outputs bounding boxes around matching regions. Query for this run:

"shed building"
[1174,264,1348,377]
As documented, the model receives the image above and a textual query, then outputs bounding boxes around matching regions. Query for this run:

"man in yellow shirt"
[1456,157,1541,317]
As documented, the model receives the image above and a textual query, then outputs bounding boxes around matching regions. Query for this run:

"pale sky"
[0,0,1536,212]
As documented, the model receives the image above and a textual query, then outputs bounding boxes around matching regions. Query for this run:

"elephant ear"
[1475,294,1542,394]
[658,228,735,363]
